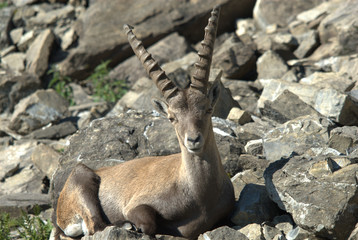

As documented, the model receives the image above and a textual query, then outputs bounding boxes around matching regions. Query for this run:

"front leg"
[56,164,107,238]
[127,204,157,236]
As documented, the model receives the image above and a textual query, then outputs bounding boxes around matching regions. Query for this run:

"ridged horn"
[190,6,220,94]
[123,24,178,100]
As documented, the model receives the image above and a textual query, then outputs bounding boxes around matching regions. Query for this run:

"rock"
[230,154,268,198]
[212,35,256,79]
[198,226,248,240]
[262,115,333,161]
[31,144,60,178]
[258,79,358,126]
[300,71,355,93]
[9,89,70,135]
[27,4,75,28]
[293,30,319,58]
[17,30,35,52]
[272,215,294,235]
[10,27,24,45]
[0,140,37,181]
[222,79,260,113]
[236,19,256,37]
[60,26,77,50]
[253,31,298,55]
[81,226,148,240]
[328,126,358,154]
[265,156,358,239]
[0,6,14,49]
[211,76,240,119]
[212,117,244,176]
[231,183,282,226]
[244,139,263,156]
[109,32,193,87]
[257,50,288,80]
[0,73,41,113]
[318,0,358,56]
[348,224,358,240]
[0,193,50,218]
[238,223,263,240]
[58,0,256,79]
[227,107,252,125]
[28,121,77,140]
[26,28,55,77]
[260,89,322,124]
[253,0,325,30]
[1,52,26,72]
[262,223,286,240]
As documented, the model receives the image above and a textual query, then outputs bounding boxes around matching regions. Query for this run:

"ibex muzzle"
[55,6,235,239]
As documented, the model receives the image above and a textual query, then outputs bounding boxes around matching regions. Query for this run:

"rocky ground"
[1,0,358,239]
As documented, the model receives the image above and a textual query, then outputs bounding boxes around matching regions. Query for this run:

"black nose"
[187,135,201,143]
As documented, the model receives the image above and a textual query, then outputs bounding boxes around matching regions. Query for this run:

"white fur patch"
[64,223,83,237]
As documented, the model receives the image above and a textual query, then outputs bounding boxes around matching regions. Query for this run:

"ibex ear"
[208,74,221,108]
[152,98,169,116]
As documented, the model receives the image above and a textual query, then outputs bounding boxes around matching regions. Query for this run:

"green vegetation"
[48,61,127,105]
[88,60,128,103]
[0,2,8,9]
[0,206,52,240]
[48,66,75,106]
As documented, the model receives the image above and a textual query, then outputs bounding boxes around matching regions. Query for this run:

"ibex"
[55,6,234,239]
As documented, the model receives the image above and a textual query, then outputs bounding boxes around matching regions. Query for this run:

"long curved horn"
[123,24,178,100]
[190,6,220,94]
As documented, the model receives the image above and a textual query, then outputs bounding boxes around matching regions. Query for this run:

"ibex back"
[55,6,235,239]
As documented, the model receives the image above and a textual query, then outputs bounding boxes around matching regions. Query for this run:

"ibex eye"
[206,108,213,114]
[169,117,176,122]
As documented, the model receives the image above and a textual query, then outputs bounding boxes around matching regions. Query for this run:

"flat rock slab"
[0,193,50,218]
[265,156,358,240]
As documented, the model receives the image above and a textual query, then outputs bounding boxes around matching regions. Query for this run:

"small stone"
[236,19,256,37]
[1,52,26,72]
[10,28,24,45]
[198,226,248,240]
[309,159,334,178]
[26,29,55,77]
[17,30,35,52]
[227,107,252,125]
[244,139,263,156]
[31,144,60,178]
[257,50,288,80]
[238,223,263,240]
[60,27,77,50]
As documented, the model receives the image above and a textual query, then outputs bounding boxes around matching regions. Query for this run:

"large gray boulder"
[57,0,256,79]
[265,156,358,240]
[318,0,358,56]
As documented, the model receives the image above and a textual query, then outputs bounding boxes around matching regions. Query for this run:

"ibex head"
[124,6,221,154]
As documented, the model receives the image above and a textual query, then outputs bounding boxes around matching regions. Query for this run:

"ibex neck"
[179,127,225,192]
